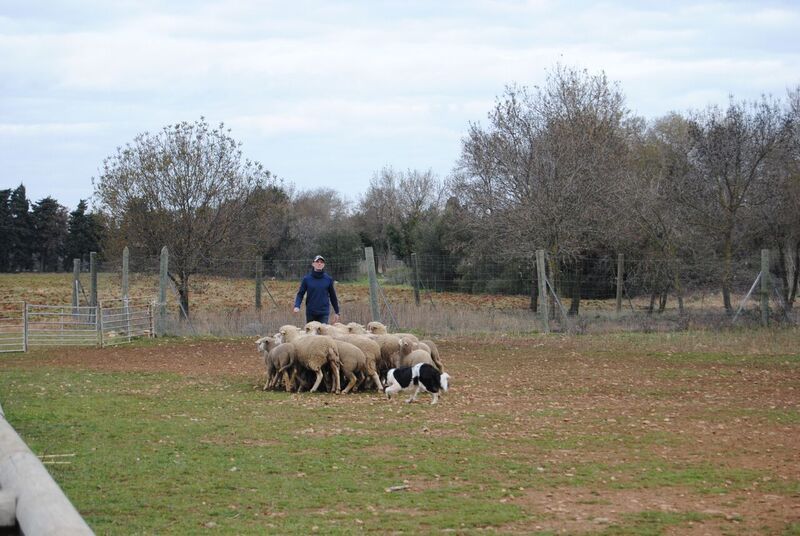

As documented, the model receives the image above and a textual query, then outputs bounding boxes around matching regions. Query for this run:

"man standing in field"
[293,255,340,324]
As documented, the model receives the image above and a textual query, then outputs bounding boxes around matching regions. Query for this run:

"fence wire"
[8,247,795,341]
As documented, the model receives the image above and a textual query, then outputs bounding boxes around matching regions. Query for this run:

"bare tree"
[356,167,400,272]
[753,87,800,309]
[680,98,789,313]
[356,166,442,267]
[618,113,696,313]
[454,64,633,314]
[93,118,274,316]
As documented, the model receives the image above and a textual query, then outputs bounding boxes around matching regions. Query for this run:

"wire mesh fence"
[4,247,795,342]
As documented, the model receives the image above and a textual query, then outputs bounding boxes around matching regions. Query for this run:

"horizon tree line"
[3,64,798,316]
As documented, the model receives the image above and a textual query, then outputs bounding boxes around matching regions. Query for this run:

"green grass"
[2,369,523,533]
[1,330,798,534]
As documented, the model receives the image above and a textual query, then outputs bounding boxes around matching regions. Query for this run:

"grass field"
[1,329,798,534]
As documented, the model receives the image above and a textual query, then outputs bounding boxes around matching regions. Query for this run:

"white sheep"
[366,321,419,343]
[398,336,435,368]
[420,339,444,372]
[317,324,383,391]
[333,340,369,394]
[276,325,342,393]
[256,335,297,391]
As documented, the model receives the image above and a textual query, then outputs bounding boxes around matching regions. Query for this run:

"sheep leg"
[430,392,439,405]
[369,372,382,393]
[309,369,324,393]
[341,371,358,394]
[330,362,341,393]
[281,369,293,392]
[289,367,301,392]
[263,364,276,390]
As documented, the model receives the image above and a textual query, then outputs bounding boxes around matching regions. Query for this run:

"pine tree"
[31,197,69,271]
[64,200,103,268]
[0,189,12,271]
[8,184,33,271]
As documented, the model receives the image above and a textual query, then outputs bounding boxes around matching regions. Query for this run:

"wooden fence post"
[365,247,381,322]
[616,253,624,315]
[536,249,549,334]
[761,249,770,327]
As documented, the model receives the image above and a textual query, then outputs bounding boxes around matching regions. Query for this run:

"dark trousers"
[305,312,329,324]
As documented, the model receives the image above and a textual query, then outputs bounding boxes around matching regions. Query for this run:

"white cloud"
[1,0,799,208]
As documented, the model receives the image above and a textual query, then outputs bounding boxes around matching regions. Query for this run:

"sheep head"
[367,321,388,334]
[398,336,418,356]
[256,336,280,353]
[276,325,301,344]
[347,322,366,334]
[305,321,322,334]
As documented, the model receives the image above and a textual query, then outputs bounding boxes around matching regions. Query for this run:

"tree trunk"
[721,234,734,315]
[178,275,190,319]
[658,283,671,313]
[547,250,559,319]
[789,241,799,310]
[568,259,582,316]
[780,239,799,311]
[674,273,685,314]
[648,290,657,314]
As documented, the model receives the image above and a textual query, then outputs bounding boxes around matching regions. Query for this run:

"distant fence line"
[88,246,790,302]
[3,245,796,342]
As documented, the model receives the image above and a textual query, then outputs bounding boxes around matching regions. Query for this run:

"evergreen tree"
[0,189,11,271]
[8,184,33,271]
[31,197,69,271]
[64,200,103,268]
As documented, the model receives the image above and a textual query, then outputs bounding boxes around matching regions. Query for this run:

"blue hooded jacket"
[294,270,339,316]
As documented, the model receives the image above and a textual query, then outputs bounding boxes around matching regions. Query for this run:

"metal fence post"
[22,301,28,353]
[122,246,129,300]
[72,258,80,309]
[97,304,104,347]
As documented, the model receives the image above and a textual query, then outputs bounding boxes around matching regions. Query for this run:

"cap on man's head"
[313,255,326,263]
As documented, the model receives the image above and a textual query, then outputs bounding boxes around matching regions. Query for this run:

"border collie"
[384,363,451,404]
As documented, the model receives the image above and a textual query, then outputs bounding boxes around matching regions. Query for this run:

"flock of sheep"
[255,321,445,395]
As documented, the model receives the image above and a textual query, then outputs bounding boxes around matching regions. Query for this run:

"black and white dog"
[384,363,451,404]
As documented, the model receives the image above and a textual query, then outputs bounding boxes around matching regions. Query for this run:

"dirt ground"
[4,335,799,534]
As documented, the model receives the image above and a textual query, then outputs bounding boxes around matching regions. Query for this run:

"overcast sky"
[2,0,799,210]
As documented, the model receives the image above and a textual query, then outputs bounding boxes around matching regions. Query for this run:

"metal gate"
[0,301,25,353]
[100,299,153,347]
[26,304,99,347]
[3,301,154,351]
